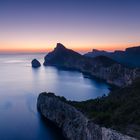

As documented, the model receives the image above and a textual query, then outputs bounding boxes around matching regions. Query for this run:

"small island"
[31,59,41,68]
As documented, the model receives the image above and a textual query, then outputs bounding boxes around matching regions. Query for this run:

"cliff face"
[87,63,140,87]
[70,78,140,139]
[44,43,140,87]
[37,92,136,140]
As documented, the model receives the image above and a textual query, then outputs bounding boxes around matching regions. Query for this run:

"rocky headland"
[37,92,137,140]
[43,43,140,87]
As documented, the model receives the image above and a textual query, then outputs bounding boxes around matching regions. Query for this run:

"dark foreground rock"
[37,92,136,140]
[31,59,41,68]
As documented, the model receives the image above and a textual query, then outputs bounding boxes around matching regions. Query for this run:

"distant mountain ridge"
[44,43,117,67]
[84,46,140,67]
[43,43,140,87]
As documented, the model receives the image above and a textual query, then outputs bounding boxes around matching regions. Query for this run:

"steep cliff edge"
[37,92,136,140]
[43,43,140,87]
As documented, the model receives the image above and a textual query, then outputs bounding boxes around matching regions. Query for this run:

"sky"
[0,0,140,53]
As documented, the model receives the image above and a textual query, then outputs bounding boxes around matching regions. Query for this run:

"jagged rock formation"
[37,92,136,140]
[43,43,140,87]
[31,59,41,68]
[84,46,140,68]
[43,43,83,68]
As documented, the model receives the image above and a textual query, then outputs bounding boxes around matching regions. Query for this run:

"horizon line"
[0,43,140,54]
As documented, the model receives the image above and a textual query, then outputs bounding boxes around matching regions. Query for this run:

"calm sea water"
[0,53,110,140]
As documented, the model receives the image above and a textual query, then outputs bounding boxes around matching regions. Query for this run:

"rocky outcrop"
[37,92,137,140]
[43,43,140,87]
[43,43,83,67]
[31,59,41,68]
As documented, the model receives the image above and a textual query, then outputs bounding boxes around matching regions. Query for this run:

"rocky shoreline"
[37,92,137,140]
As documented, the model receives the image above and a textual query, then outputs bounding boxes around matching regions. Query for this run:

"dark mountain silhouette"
[44,43,83,67]
[44,43,117,67]
[43,43,140,87]
[84,46,140,68]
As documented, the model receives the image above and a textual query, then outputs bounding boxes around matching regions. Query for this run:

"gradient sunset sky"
[0,0,140,53]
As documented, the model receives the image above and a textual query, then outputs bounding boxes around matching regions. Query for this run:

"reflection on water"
[0,54,110,140]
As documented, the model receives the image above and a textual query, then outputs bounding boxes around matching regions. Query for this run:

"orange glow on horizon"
[0,48,50,53]
[0,42,140,53]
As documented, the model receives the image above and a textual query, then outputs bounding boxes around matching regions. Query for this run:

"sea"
[0,53,110,140]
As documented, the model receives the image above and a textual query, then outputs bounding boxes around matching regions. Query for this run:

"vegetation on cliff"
[41,43,140,138]
[69,78,140,138]
[38,79,140,138]
[31,59,41,68]
[37,92,136,140]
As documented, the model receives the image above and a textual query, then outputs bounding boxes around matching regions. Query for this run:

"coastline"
[43,43,140,88]
[43,64,119,90]
[37,92,137,140]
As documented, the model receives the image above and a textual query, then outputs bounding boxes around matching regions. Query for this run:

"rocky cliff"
[43,43,140,87]
[37,92,137,140]
[70,78,140,139]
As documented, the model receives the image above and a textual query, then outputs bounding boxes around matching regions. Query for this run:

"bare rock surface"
[37,92,137,140]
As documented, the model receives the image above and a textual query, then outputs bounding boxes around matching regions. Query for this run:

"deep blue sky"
[0,0,140,52]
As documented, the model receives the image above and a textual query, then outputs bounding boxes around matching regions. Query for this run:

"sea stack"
[31,59,41,68]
